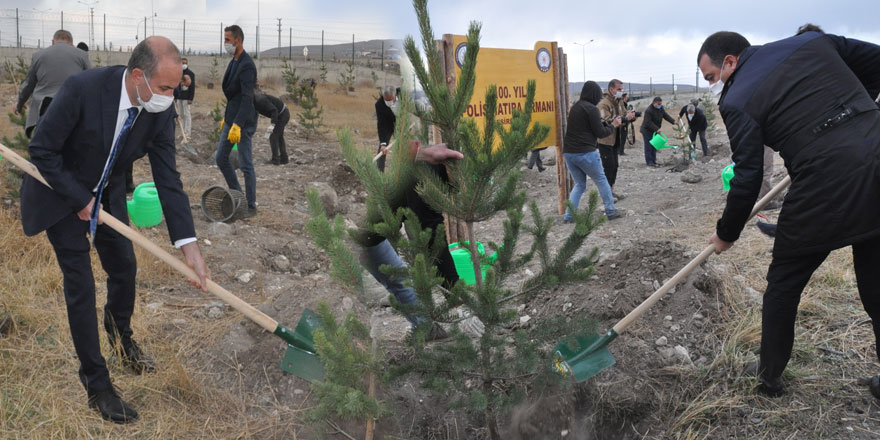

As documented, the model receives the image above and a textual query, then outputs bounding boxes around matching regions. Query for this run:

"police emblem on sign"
[536,48,552,72]
[455,42,468,68]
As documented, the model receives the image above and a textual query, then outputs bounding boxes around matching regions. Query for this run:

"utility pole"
[220,22,223,55]
[256,0,260,59]
[672,74,675,98]
[144,17,147,42]
[321,30,324,62]
[695,68,699,95]
[572,40,594,83]
[61,11,64,29]
[15,8,19,48]
[103,13,106,50]
[276,18,281,57]
[381,40,384,71]
[288,27,292,60]
[151,0,155,36]
[351,34,355,65]
[650,77,653,95]
[182,20,186,54]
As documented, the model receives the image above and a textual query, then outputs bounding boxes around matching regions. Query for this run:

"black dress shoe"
[744,361,784,397]
[279,157,289,164]
[121,340,156,375]
[88,387,139,424]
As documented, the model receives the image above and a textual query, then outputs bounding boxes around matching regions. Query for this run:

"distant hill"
[569,81,703,97]
[260,39,404,61]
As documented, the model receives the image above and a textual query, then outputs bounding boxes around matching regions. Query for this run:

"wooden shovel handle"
[612,174,792,335]
[176,117,189,144]
[0,142,279,333]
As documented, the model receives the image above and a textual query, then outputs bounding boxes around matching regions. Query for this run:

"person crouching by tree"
[597,79,637,200]
[640,96,676,167]
[254,92,290,165]
[562,81,624,223]
[680,104,709,157]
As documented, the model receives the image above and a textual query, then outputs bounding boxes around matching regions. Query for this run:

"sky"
[2,0,880,86]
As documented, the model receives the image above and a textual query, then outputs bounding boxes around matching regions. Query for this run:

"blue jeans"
[215,122,258,208]
[563,151,616,219]
[643,132,657,165]
[361,240,424,328]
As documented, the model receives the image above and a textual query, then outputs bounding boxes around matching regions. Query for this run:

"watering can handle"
[611,174,792,335]
[0,142,281,334]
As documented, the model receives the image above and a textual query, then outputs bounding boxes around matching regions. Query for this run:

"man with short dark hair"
[639,96,675,167]
[15,29,91,137]
[173,57,195,139]
[215,25,258,218]
[20,36,210,423]
[699,30,880,398]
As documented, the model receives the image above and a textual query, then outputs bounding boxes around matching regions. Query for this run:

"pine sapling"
[298,87,326,140]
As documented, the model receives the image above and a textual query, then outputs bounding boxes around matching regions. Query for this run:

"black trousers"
[527,149,545,170]
[270,109,290,162]
[598,143,619,188]
[45,211,138,393]
[759,235,880,381]
[689,129,708,156]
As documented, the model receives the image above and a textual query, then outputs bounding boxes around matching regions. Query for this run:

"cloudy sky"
[3,0,879,86]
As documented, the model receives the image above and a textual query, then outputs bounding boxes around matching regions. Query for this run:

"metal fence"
[0,7,396,60]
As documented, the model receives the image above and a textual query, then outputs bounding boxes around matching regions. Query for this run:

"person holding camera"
[597,80,636,200]
[618,93,638,156]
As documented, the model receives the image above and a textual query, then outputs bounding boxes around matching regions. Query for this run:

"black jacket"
[222,51,257,128]
[375,97,395,144]
[563,81,613,154]
[640,104,675,135]
[254,93,286,124]
[173,68,195,101]
[679,107,708,132]
[716,31,880,257]
[21,66,194,243]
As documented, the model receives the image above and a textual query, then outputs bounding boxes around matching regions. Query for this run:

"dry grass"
[0,207,308,438]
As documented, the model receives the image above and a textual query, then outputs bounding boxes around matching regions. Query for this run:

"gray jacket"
[17,42,91,132]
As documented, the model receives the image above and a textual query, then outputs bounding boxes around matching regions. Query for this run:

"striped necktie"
[90,107,138,244]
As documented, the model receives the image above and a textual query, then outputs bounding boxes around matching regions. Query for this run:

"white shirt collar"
[120,69,144,112]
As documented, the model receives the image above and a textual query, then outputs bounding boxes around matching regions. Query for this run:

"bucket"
[650,132,674,150]
[201,185,247,222]
[448,241,500,285]
[722,163,735,192]
[126,182,163,228]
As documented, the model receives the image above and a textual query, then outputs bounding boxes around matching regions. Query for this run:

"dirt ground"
[4,81,880,439]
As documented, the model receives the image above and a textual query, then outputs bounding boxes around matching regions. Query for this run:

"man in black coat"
[173,57,195,139]
[639,96,675,167]
[215,25,258,217]
[375,86,397,171]
[254,92,290,165]
[20,36,210,423]
[679,104,709,156]
[699,31,880,398]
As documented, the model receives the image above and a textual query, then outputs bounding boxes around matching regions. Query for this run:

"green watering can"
[650,132,675,150]
[448,241,500,285]
[126,182,163,228]
[722,163,735,192]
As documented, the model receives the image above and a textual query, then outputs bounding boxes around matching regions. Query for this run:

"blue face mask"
[656,104,662,109]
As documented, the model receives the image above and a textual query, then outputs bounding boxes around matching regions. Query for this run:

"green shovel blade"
[273,309,324,381]
[281,344,324,381]
[552,329,618,382]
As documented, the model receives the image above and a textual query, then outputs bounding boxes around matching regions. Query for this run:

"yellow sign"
[450,36,559,150]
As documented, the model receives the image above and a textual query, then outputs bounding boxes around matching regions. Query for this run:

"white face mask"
[614,90,624,99]
[136,73,174,113]
[385,99,398,115]
[224,43,236,55]
[182,64,188,70]
[687,114,694,121]
[709,63,726,96]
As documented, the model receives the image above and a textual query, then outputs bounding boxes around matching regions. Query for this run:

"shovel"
[553,175,792,382]
[176,116,198,155]
[0,142,323,381]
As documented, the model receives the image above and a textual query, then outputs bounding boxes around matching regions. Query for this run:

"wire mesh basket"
[200,185,246,223]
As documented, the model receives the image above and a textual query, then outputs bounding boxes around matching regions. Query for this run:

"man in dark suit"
[699,31,880,398]
[374,86,397,171]
[254,92,290,165]
[215,24,258,218]
[679,103,709,156]
[15,29,91,138]
[20,36,210,424]
[173,57,195,139]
